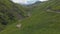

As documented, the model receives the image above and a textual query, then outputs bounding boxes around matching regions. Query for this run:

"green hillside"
[0,0,26,31]
[0,0,60,34]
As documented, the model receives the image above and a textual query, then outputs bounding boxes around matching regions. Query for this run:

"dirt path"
[46,9,60,13]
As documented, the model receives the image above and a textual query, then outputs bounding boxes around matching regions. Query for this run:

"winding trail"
[46,8,60,13]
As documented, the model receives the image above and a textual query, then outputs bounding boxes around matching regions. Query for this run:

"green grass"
[0,0,60,34]
[0,0,26,30]
[1,9,60,34]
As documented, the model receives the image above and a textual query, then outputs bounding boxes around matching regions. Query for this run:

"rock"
[16,24,21,28]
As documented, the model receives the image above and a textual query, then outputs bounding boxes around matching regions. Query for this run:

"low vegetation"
[0,0,60,34]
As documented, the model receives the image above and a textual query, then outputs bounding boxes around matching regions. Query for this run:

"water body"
[11,0,48,5]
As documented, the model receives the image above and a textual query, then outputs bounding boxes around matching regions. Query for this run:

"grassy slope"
[0,0,26,32]
[0,0,60,34]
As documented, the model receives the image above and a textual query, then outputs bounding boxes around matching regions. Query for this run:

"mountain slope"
[0,0,60,34]
[0,0,26,31]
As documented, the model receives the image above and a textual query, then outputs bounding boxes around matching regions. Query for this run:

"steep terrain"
[0,0,26,31]
[0,0,60,34]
